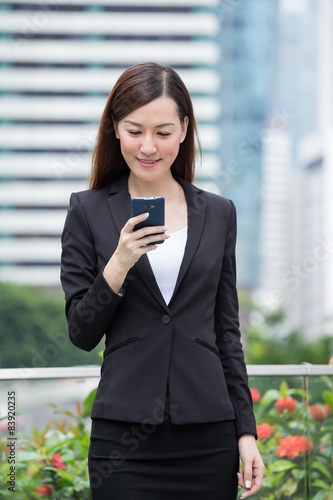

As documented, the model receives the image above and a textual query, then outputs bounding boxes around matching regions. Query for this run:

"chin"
[131,168,167,183]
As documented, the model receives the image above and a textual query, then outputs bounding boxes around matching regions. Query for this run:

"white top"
[147,227,187,305]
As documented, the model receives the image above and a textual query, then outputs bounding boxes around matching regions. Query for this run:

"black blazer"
[61,175,256,438]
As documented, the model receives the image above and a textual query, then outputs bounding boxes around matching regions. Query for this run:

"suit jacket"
[60,174,257,438]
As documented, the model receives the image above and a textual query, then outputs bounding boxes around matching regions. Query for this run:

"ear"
[180,116,189,143]
[113,121,119,139]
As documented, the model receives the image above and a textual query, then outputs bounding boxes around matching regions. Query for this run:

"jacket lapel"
[107,175,207,310]
[107,177,131,233]
[168,177,206,306]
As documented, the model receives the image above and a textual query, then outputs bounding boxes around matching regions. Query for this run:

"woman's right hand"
[103,212,169,293]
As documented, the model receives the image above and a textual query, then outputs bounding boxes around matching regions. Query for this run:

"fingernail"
[163,226,169,230]
[144,212,149,217]
[165,234,171,238]
[245,480,252,489]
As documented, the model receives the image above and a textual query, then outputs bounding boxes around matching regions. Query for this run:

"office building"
[290,0,333,338]
[0,0,220,286]
[216,0,279,289]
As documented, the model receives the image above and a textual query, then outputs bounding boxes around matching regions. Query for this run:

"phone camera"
[145,204,154,209]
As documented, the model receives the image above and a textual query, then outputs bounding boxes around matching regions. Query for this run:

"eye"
[157,132,171,137]
[128,131,141,136]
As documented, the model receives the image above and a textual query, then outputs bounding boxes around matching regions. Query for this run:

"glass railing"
[0,365,332,499]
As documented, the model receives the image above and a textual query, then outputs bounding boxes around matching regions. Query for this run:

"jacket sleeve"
[60,193,124,352]
[215,200,257,439]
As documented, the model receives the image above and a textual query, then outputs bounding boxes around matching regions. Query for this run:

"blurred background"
[0,0,332,368]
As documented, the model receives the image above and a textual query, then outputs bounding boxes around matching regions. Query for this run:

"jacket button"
[161,315,171,325]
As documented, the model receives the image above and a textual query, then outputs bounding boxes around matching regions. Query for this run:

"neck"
[128,171,179,198]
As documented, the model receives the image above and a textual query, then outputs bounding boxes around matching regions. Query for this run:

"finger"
[125,212,150,231]
[134,224,169,240]
[137,231,170,247]
[238,461,254,499]
[237,469,244,488]
[240,466,265,498]
[240,479,260,499]
[124,213,168,238]
[243,461,253,492]
[141,244,157,254]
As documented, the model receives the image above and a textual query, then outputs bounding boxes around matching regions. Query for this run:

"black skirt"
[88,415,239,500]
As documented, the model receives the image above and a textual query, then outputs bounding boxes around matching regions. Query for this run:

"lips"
[137,158,161,168]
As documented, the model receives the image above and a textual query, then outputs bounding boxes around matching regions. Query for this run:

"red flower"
[277,436,314,459]
[257,423,274,440]
[35,484,53,495]
[274,397,296,414]
[52,453,66,470]
[310,404,330,423]
[250,388,261,402]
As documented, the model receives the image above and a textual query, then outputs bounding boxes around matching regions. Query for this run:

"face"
[115,96,188,183]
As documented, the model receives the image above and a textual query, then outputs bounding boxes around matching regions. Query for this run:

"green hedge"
[0,283,102,368]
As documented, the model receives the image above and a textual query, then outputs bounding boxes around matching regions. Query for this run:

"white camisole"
[147,227,187,305]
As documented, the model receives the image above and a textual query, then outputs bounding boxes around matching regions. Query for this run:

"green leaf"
[13,450,42,461]
[43,466,74,482]
[45,437,78,454]
[271,471,285,487]
[312,459,333,481]
[312,479,331,490]
[281,477,298,496]
[271,459,296,472]
[292,388,308,400]
[292,468,305,480]
[49,403,79,419]
[260,389,281,409]
[279,380,289,397]
[311,493,328,500]
[323,391,333,411]
[82,388,97,418]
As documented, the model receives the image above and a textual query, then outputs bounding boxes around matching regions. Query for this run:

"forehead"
[122,96,180,125]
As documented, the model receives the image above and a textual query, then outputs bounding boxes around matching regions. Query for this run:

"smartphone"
[131,196,165,244]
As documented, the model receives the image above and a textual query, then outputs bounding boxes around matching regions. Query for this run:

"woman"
[61,62,264,499]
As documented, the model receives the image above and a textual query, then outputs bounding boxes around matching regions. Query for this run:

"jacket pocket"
[105,336,141,355]
[195,338,220,357]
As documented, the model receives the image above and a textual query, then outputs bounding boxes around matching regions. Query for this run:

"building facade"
[0,0,220,286]
[215,0,279,289]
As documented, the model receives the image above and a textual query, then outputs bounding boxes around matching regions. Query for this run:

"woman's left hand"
[237,434,265,498]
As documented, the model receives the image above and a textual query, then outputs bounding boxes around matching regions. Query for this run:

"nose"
[140,134,157,156]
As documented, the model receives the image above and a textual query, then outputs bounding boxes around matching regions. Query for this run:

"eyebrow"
[124,120,175,128]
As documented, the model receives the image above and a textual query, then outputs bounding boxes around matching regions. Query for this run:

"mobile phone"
[131,197,165,244]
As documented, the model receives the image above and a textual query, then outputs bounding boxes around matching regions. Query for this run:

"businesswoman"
[61,62,264,499]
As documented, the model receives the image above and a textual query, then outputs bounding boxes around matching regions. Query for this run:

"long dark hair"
[89,62,201,189]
